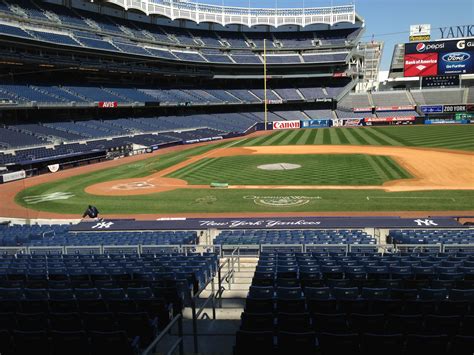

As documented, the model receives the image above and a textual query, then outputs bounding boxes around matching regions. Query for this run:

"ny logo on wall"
[413,219,439,227]
[91,221,114,229]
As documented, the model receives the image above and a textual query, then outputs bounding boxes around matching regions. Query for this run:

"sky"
[194,0,474,70]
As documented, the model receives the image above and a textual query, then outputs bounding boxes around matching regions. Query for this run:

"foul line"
[366,196,456,202]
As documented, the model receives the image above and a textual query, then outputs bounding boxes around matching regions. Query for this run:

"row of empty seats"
[214,230,375,245]
[0,0,361,52]
[0,84,348,105]
[235,250,474,354]
[390,230,474,245]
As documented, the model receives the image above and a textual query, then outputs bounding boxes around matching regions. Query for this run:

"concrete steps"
[151,254,256,354]
[172,258,255,353]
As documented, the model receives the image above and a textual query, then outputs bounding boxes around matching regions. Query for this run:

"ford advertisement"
[404,39,474,76]
[438,51,473,74]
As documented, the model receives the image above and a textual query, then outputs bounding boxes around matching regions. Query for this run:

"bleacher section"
[235,250,474,355]
[214,230,375,245]
[0,250,219,354]
[389,230,474,245]
[0,0,361,67]
[410,89,466,106]
[0,121,232,164]
[371,91,412,107]
[0,84,347,105]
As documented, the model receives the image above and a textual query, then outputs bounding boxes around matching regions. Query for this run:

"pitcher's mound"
[258,163,301,171]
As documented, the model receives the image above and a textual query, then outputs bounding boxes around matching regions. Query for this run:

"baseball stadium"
[0,0,473,354]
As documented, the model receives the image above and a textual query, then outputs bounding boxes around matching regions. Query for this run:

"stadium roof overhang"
[100,0,361,29]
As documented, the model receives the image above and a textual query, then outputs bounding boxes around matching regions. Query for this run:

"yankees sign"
[72,217,463,231]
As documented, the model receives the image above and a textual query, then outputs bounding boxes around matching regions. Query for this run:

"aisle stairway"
[181,258,256,354]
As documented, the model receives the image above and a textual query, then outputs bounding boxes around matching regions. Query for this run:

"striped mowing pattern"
[236,125,474,151]
[168,154,411,186]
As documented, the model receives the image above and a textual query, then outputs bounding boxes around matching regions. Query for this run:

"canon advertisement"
[273,120,301,130]
[404,38,474,77]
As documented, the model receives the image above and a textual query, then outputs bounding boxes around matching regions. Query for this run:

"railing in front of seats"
[190,272,216,354]
[141,314,184,355]
[4,243,474,256]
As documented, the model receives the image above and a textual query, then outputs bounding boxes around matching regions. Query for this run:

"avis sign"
[273,120,301,130]
[98,101,118,108]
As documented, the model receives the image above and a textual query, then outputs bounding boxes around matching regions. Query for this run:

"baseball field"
[3,125,473,218]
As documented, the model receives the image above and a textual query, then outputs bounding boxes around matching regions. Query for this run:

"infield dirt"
[85,145,474,195]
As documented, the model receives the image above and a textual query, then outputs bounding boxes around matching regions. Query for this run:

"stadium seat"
[277,312,311,332]
[51,330,91,355]
[277,331,316,355]
[13,330,51,355]
[318,332,360,355]
[89,331,139,355]
[50,312,84,332]
[361,333,404,355]
[405,334,449,355]
[240,312,274,331]
[235,330,274,355]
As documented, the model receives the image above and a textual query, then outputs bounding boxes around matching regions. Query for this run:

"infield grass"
[168,154,411,186]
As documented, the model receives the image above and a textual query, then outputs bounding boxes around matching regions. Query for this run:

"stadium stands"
[371,91,412,107]
[410,89,466,106]
[235,249,474,354]
[389,230,474,245]
[214,230,375,245]
[0,0,358,69]
[0,84,347,105]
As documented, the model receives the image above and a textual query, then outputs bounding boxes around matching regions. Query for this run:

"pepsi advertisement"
[404,38,474,76]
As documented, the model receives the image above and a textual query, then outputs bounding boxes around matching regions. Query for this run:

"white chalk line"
[366,196,456,202]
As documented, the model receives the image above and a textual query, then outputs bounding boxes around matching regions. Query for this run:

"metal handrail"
[191,275,216,354]
[141,314,184,355]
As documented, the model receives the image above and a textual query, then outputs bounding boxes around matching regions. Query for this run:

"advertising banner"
[71,217,463,231]
[410,24,431,42]
[404,53,438,77]
[98,101,118,108]
[443,104,467,113]
[47,164,60,173]
[273,120,301,130]
[455,113,474,120]
[364,117,416,123]
[353,107,373,112]
[0,170,26,183]
[332,119,363,127]
[404,39,474,77]
[375,106,415,111]
[421,105,443,114]
[438,51,473,75]
[425,119,458,125]
[300,120,331,129]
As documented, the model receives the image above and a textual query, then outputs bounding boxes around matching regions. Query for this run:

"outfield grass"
[14,188,474,214]
[168,154,411,186]
[236,125,474,151]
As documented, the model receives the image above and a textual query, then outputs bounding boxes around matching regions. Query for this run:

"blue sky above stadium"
[197,0,474,71]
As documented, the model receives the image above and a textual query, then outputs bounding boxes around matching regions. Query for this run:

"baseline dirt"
[85,145,474,195]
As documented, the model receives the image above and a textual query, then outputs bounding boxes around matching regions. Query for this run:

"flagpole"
[263,38,268,131]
